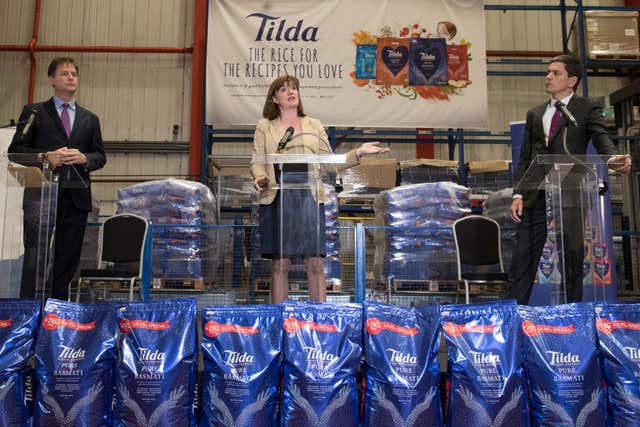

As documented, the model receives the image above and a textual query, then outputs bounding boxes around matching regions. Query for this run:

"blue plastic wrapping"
[363,301,443,427]
[200,305,282,427]
[594,302,640,425]
[117,179,218,280]
[0,299,40,427]
[482,188,517,273]
[520,303,606,426]
[441,300,529,427]
[281,301,362,427]
[374,182,471,283]
[114,298,198,427]
[34,299,117,427]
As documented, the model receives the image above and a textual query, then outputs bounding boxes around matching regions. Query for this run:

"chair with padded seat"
[452,214,508,304]
[72,213,148,302]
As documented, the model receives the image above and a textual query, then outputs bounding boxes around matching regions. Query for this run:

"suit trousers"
[20,189,88,300]
[507,199,585,304]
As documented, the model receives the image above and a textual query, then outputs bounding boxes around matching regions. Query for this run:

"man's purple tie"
[61,103,71,138]
[547,107,562,145]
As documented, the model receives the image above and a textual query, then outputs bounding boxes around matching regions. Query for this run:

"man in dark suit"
[508,54,631,305]
[9,57,106,300]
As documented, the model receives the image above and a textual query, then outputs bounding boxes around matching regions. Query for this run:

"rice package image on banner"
[594,303,640,424]
[200,304,282,427]
[440,300,529,427]
[519,303,606,426]
[115,298,198,427]
[281,301,362,427]
[35,299,118,427]
[0,299,40,426]
[363,301,443,427]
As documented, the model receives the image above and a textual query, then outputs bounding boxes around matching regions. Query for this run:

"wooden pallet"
[151,277,205,290]
[392,279,480,295]
[253,278,343,293]
[587,53,640,61]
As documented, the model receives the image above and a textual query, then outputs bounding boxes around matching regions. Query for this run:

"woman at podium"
[251,75,389,304]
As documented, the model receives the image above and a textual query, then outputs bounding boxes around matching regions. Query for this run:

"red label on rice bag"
[283,317,338,334]
[119,318,170,334]
[203,320,260,338]
[521,320,576,337]
[443,321,495,336]
[42,313,96,331]
[365,317,419,336]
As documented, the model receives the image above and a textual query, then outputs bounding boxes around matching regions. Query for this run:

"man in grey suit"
[508,54,630,305]
[9,57,106,300]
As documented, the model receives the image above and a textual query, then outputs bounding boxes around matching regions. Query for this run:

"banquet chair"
[453,215,508,304]
[72,213,148,302]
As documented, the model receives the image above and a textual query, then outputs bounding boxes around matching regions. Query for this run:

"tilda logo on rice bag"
[281,302,361,427]
[115,298,198,427]
[363,302,443,427]
[201,305,281,427]
[520,303,606,427]
[595,303,640,426]
[35,299,118,427]
[0,299,40,427]
[441,301,529,427]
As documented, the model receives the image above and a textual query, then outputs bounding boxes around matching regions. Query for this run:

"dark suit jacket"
[513,95,617,208]
[8,97,106,211]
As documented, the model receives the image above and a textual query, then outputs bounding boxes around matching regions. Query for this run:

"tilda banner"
[206,0,487,128]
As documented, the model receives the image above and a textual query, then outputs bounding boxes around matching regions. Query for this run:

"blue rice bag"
[363,301,443,426]
[200,304,281,427]
[35,299,117,427]
[441,300,529,427]
[115,298,198,427]
[594,302,640,426]
[0,299,40,427]
[520,303,606,426]
[281,301,362,427]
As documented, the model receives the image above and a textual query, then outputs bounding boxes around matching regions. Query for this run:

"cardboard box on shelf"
[354,157,397,189]
[467,160,511,173]
[582,11,640,60]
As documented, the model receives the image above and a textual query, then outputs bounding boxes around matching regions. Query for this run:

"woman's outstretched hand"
[356,141,391,158]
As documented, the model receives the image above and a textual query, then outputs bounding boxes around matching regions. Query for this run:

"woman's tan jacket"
[250,116,360,205]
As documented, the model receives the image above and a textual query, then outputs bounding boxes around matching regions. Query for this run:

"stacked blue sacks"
[323,184,341,289]
[117,179,217,281]
[483,188,517,273]
[374,182,471,282]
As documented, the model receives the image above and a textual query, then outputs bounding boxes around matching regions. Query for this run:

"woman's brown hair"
[262,75,305,120]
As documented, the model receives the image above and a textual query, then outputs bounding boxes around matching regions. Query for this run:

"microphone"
[554,101,578,127]
[277,127,295,152]
[21,109,38,137]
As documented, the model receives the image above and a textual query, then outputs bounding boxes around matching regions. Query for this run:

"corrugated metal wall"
[0,0,632,213]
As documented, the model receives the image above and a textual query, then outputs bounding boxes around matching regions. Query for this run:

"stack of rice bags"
[117,178,218,281]
[374,182,471,284]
